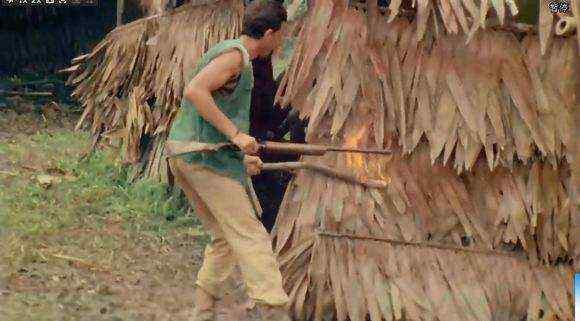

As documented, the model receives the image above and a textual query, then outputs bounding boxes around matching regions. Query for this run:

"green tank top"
[168,39,254,184]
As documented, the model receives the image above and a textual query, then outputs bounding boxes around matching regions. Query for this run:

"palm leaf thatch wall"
[271,0,579,320]
[65,0,245,181]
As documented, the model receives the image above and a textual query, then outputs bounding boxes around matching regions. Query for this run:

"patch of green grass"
[0,124,202,268]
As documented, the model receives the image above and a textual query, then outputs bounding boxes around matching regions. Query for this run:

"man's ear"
[263,29,274,39]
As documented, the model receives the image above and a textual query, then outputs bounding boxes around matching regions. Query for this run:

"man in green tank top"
[166,1,290,320]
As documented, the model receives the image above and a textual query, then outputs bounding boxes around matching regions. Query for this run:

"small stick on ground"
[0,90,53,97]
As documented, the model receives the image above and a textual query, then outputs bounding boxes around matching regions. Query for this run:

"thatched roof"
[65,0,244,179]
[65,0,579,176]
[64,0,305,178]
[65,0,578,320]
[277,8,577,171]
[270,1,578,320]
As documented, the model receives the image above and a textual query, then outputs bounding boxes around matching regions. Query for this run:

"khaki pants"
[169,158,289,307]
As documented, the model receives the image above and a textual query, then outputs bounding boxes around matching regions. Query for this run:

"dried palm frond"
[272,2,578,320]
[274,149,576,320]
[346,0,525,43]
[572,67,580,271]
[572,0,580,50]
[275,226,575,321]
[66,0,244,180]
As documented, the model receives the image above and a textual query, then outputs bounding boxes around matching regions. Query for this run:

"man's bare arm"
[183,50,244,141]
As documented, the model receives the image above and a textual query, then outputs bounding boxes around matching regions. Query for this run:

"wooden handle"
[260,141,393,155]
[261,162,388,189]
[260,141,326,155]
[326,146,393,154]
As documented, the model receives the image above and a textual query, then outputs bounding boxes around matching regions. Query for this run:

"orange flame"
[344,126,368,171]
[343,127,392,185]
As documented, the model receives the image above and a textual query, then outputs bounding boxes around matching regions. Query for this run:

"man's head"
[242,0,287,57]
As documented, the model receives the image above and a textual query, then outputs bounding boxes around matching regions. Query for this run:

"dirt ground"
[0,107,262,321]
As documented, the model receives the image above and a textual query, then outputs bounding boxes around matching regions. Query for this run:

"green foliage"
[274,37,297,81]
[283,0,308,19]
[516,0,540,24]
[272,0,307,80]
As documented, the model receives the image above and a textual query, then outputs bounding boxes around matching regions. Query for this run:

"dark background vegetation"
[0,2,144,103]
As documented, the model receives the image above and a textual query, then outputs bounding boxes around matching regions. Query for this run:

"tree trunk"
[117,0,125,26]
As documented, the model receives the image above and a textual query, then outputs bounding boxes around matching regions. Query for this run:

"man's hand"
[243,155,263,176]
[232,132,259,155]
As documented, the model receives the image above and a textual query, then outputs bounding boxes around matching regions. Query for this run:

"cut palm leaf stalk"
[316,231,527,259]
[555,15,578,36]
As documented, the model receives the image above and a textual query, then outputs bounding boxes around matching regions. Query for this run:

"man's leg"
[183,165,290,311]
[195,237,236,297]
[170,159,236,320]
[191,237,235,321]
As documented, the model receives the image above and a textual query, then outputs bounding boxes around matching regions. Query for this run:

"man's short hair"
[242,0,287,39]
